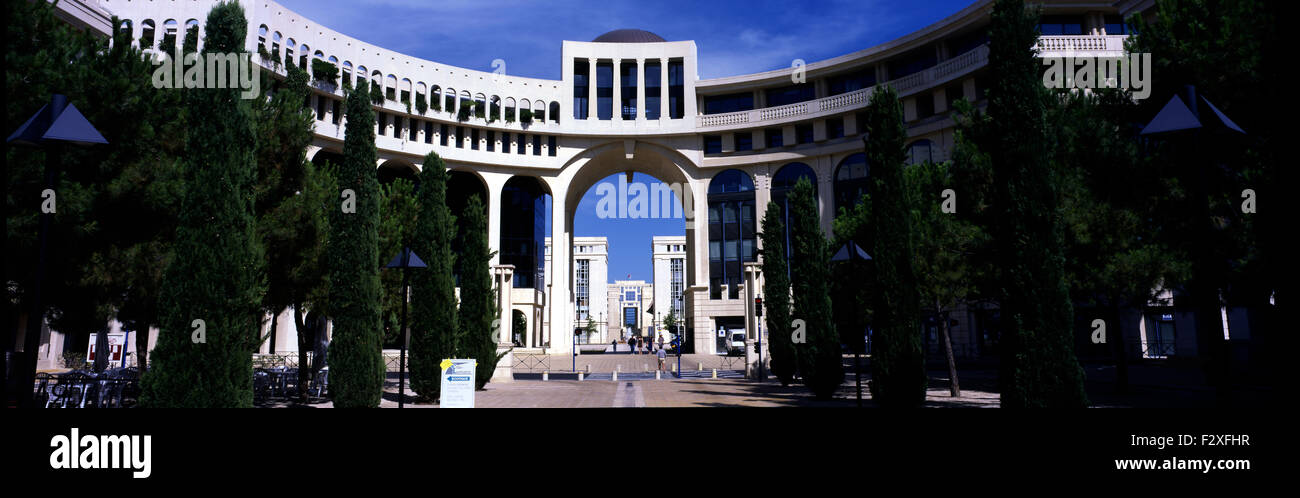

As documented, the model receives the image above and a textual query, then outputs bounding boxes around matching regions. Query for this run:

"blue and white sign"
[439,358,476,408]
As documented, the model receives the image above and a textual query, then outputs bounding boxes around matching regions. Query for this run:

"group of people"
[613,335,670,371]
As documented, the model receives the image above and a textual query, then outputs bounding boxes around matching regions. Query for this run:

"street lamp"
[831,240,871,408]
[7,94,107,408]
[384,246,426,408]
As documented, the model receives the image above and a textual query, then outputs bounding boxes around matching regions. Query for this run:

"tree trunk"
[1108,301,1128,395]
[295,306,311,404]
[267,309,278,354]
[937,300,960,397]
[135,321,150,371]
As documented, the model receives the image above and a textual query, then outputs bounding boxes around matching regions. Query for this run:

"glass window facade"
[621,61,637,120]
[765,83,815,107]
[668,60,684,119]
[1039,15,1084,35]
[500,177,548,289]
[644,61,661,120]
[827,68,876,96]
[834,152,870,214]
[574,60,589,119]
[708,169,756,299]
[771,163,817,269]
[704,135,722,154]
[597,61,613,120]
[576,259,590,321]
[734,132,752,152]
[765,128,783,148]
[703,92,754,115]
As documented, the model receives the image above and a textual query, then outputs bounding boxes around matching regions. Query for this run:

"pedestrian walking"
[657,345,667,371]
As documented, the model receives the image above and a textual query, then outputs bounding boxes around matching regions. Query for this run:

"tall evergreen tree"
[140,1,263,407]
[788,178,841,399]
[864,85,925,407]
[409,153,458,401]
[378,178,419,347]
[984,0,1087,407]
[758,202,797,386]
[325,78,385,407]
[455,195,500,390]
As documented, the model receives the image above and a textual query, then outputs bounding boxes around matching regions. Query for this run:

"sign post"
[439,359,476,408]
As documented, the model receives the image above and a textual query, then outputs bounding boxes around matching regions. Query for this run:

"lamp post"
[831,240,871,408]
[7,94,107,408]
[384,247,426,408]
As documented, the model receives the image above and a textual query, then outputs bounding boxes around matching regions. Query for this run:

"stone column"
[549,187,571,354]
[613,59,622,121]
[492,265,515,383]
[635,58,646,121]
[660,59,669,120]
[587,58,597,120]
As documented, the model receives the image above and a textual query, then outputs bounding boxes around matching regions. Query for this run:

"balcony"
[1035,35,1128,56]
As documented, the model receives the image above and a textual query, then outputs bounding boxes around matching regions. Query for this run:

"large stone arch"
[542,140,705,355]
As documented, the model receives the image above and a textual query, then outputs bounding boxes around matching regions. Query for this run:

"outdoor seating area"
[253,367,329,403]
[33,367,140,408]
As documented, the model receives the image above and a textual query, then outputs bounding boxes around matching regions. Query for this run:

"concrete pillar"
[484,173,509,267]
[549,185,571,354]
[492,265,515,383]
[660,59,669,121]
[588,58,597,120]
[635,58,646,122]
[613,59,622,121]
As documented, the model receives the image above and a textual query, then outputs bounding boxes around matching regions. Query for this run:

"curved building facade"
[93,0,1143,357]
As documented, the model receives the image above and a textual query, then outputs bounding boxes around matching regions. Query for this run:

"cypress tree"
[986,0,1087,407]
[409,152,458,401]
[139,1,263,407]
[326,77,385,407]
[758,202,797,386]
[788,178,842,399]
[864,85,925,407]
[455,195,499,390]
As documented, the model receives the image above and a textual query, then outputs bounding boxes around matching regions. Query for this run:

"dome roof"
[592,29,666,43]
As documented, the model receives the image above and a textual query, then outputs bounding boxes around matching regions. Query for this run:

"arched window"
[162,19,178,52]
[533,100,546,122]
[489,95,501,121]
[141,19,156,49]
[257,24,268,52]
[271,31,281,57]
[770,162,817,267]
[285,38,295,63]
[906,139,935,166]
[401,78,413,103]
[707,169,756,300]
[298,43,309,69]
[444,87,456,112]
[505,97,517,121]
[429,85,441,110]
[833,152,869,215]
[355,65,366,87]
[550,101,560,123]
[474,93,487,118]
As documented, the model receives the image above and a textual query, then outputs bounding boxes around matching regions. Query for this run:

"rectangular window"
[887,46,938,79]
[596,61,613,120]
[486,130,495,152]
[376,112,386,136]
[734,132,752,152]
[827,68,876,96]
[670,258,684,318]
[668,60,684,119]
[331,99,341,125]
[532,134,541,156]
[703,92,754,115]
[827,117,844,139]
[765,83,815,107]
[946,83,965,112]
[1103,15,1128,35]
[439,124,448,146]
[502,132,511,153]
[704,135,722,154]
[316,96,325,121]
[621,61,637,120]
[455,126,464,148]
[424,121,433,144]
[547,135,557,157]
[576,259,590,321]
[765,128,783,148]
[517,134,527,154]
[470,128,479,150]
[1039,15,1084,36]
[915,94,935,120]
[574,59,589,120]
[644,61,661,120]
[624,307,638,328]
[796,123,814,144]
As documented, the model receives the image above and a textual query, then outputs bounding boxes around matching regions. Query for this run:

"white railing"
[696,43,990,130]
[1036,35,1128,53]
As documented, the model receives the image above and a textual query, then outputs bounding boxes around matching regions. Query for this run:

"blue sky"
[277,0,974,281]
[275,0,975,79]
